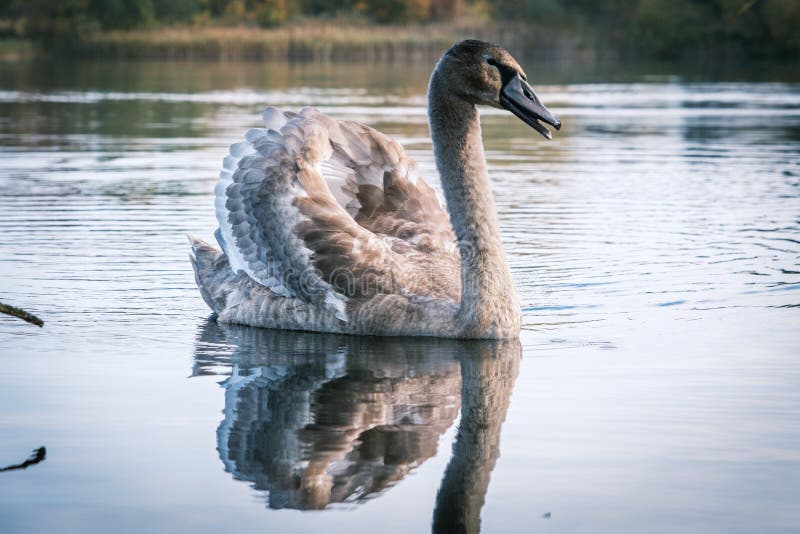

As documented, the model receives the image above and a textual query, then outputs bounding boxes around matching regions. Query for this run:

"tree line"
[1,0,797,57]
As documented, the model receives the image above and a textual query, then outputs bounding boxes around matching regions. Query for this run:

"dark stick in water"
[0,447,47,472]
[0,302,44,327]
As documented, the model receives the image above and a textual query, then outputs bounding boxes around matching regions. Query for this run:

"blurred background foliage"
[0,0,797,58]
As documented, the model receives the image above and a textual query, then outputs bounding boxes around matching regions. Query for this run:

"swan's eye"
[487,59,519,87]
[487,58,525,82]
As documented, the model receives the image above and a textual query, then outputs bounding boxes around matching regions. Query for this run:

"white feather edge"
[215,140,254,277]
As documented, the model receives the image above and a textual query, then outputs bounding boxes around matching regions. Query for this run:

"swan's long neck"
[428,66,521,338]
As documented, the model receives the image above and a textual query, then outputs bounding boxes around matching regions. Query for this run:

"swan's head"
[435,39,561,139]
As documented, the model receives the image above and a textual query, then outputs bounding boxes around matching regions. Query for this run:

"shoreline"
[0,22,637,63]
[3,22,798,64]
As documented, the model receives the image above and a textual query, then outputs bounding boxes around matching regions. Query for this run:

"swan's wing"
[300,111,456,250]
[215,107,458,321]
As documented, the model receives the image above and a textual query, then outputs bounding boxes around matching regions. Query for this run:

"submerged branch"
[0,447,47,472]
[0,302,44,327]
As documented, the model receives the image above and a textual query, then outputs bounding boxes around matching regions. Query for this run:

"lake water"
[0,59,798,533]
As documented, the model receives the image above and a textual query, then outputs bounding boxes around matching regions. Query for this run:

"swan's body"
[190,40,560,339]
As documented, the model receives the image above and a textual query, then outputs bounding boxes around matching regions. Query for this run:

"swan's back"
[191,107,460,335]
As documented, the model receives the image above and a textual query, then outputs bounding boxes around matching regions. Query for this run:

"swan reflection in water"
[192,320,520,530]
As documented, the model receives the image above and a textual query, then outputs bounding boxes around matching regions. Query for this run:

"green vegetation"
[0,0,797,60]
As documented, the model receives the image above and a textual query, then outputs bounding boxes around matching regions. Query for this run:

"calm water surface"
[0,60,799,533]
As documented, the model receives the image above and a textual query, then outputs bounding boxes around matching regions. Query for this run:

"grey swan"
[190,39,560,339]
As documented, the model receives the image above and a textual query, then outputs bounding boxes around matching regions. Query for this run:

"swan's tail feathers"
[188,234,228,315]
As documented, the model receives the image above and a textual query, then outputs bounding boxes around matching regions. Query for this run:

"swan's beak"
[499,75,561,140]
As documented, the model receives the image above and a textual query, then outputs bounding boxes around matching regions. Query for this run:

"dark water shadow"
[192,319,520,531]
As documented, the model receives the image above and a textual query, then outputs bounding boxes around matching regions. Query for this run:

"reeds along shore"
[23,23,588,62]
[5,20,798,64]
